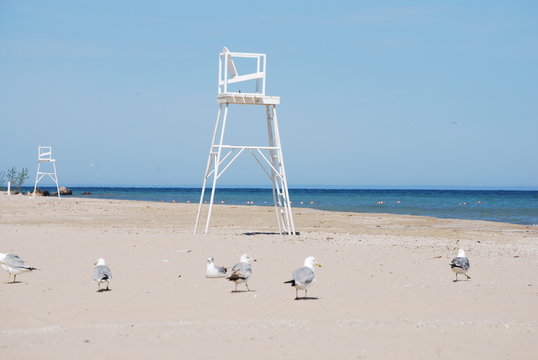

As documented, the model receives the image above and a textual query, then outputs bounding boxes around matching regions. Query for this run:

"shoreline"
[1,195,537,359]
[5,188,538,226]
[2,192,536,231]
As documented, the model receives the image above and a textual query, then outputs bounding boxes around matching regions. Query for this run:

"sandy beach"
[0,194,537,359]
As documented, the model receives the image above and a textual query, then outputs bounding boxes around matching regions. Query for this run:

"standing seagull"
[93,258,113,291]
[284,256,321,300]
[227,254,256,292]
[206,257,228,278]
[450,249,471,282]
[0,253,37,283]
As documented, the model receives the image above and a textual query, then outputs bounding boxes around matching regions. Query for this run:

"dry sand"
[1,194,537,359]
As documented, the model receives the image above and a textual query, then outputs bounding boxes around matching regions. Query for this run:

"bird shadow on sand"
[96,288,112,293]
[6,281,23,284]
[453,279,471,283]
[294,297,319,301]
[231,290,256,293]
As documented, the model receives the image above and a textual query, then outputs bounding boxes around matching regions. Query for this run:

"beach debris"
[176,249,192,253]
[206,257,228,278]
[50,186,73,196]
[0,253,37,283]
[450,249,470,282]
[93,258,112,292]
[227,254,256,292]
[284,256,321,300]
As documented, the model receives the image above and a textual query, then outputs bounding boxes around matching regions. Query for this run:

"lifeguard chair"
[194,47,296,235]
[33,146,61,198]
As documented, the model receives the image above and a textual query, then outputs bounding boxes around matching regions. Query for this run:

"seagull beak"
[316,263,322,268]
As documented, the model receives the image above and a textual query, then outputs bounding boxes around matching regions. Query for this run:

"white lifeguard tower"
[33,146,60,198]
[194,47,296,235]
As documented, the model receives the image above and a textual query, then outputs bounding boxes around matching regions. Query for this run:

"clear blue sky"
[1,1,537,188]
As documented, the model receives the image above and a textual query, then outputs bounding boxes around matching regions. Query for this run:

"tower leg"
[194,104,223,234]
[52,162,60,198]
[195,102,295,235]
[204,104,229,234]
[33,162,41,198]
[273,105,295,235]
[266,105,296,235]
[265,105,284,233]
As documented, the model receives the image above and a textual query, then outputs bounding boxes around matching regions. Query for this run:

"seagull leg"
[234,282,237,292]
[97,282,100,292]
[13,274,16,283]
[245,282,250,292]
[465,274,471,280]
[106,281,110,291]
[295,288,298,300]
[305,288,308,299]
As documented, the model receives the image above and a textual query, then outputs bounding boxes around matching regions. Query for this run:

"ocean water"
[26,187,538,225]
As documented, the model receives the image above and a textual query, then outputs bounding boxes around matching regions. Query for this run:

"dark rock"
[81,192,92,195]
[59,186,72,195]
[33,188,45,196]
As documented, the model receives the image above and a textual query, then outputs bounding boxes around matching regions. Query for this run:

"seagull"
[93,258,113,291]
[227,254,256,292]
[284,256,321,299]
[0,253,37,283]
[206,257,227,278]
[450,249,471,282]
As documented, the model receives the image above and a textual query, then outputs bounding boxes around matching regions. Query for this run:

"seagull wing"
[215,265,227,275]
[450,257,470,271]
[5,254,36,271]
[227,262,251,281]
[292,266,315,287]
[93,265,112,281]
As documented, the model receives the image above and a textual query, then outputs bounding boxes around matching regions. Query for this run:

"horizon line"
[20,184,538,191]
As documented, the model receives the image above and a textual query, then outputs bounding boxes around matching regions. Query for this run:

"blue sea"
[27,187,538,226]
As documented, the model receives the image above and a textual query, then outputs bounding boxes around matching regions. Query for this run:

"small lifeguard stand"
[194,47,296,235]
[33,146,60,198]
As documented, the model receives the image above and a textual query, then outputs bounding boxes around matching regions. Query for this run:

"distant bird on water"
[450,249,471,282]
[0,253,37,283]
[206,257,227,278]
[227,254,256,292]
[284,256,321,299]
[93,258,113,291]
